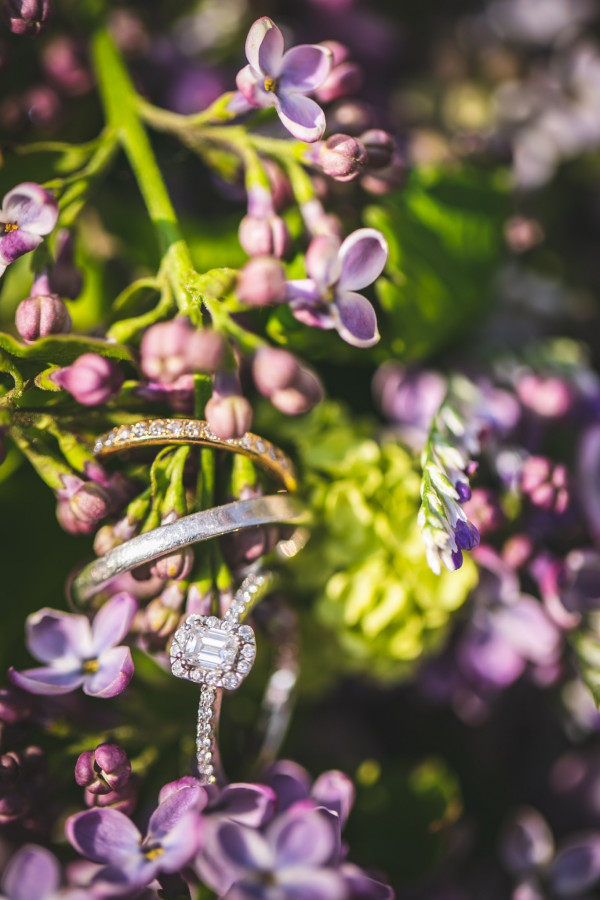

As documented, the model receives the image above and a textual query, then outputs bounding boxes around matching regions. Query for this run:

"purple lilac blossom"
[285,228,387,347]
[66,778,205,893]
[236,17,332,142]
[0,843,87,900]
[199,801,346,899]
[9,593,137,698]
[0,183,58,276]
[53,354,124,406]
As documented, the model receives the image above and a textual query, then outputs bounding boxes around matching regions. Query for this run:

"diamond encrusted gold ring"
[93,418,297,492]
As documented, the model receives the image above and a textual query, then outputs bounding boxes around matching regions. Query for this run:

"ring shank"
[70,495,308,607]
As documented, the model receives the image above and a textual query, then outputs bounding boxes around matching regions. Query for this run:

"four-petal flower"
[0,183,58,277]
[285,228,388,347]
[236,17,332,142]
[9,593,137,699]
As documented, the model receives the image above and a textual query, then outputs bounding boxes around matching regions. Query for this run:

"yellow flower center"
[82,658,99,674]
[264,76,278,93]
[144,846,165,861]
[2,223,18,234]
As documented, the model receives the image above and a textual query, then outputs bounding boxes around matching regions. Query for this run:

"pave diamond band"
[69,495,308,608]
[93,418,297,492]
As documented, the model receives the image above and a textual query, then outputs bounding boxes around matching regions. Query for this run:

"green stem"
[91,28,195,308]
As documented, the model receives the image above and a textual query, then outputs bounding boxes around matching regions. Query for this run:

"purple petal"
[2,845,60,900]
[276,92,326,143]
[285,279,322,306]
[66,808,142,864]
[550,835,600,895]
[334,290,380,348]
[280,45,332,92]
[149,782,205,840]
[458,627,525,688]
[9,665,84,695]
[278,867,349,900]
[26,607,92,665]
[214,821,273,872]
[340,864,394,900]
[291,302,336,331]
[216,783,277,827]
[269,804,337,868]
[305,236,342,289]
[83,646,133,699]
[236,65,271,109]
[500,807,554,874]
[158,776,206,807]
[147,811,203,874]
[2,183,58,235]
[492,596,560,665]
[263,760,312,811]
[245,18,284,77]
[337,228,388,292]
[0,229,43,266]
[312,771,355,828]
[91,593,137,655]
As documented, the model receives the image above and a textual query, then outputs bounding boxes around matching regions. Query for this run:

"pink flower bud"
[319,133,368,182]
[263,159,294,211]
[238,213,291,258]
[42,36,93,96]
[56,479,112,534]
[236,257,286,307]
[75,744,131,794]
[360,129,396,170]
[206,371,253,440]
[2,0,53,36]
[300,199,343,239]
[252,347,323,415]
[54,353,123,406]
[48,230,83,299]
[149,546,194,581]
[15,293,70,343]
[140,319,224,384]
[516,374,574,418]
[314,44,363,104]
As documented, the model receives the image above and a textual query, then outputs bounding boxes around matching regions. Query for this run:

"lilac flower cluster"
[63,760,392,899]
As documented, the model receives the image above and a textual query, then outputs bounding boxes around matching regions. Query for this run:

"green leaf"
[364,166,508,361]
[0,332,133,365]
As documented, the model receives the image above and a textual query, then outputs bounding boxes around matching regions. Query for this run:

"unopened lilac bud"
[54,353,123,406]
[75,744,131,795]
[140,319,223,384]
[150,546,194,581]
[143,597,180,643]
[319,134,367,182]
[206,371,253,440]
[252,348,323,415]
[15,293,70,343]
[57,480,112,534]
[263,159,293,211]
[42,36,93,96]
[2,0,53,36]
[0,747,45,824]
[184,328,225,374]
[239,213,291,258]
[84,777,137,814]
[236,257,286,307]
[206,393,253,440]
[360,129,396,170]
[315,43,362,104]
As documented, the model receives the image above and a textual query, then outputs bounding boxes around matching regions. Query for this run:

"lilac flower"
[285,228,387,347]
[200,802,345,898]
[9,593,137,698]
[0,844,87,900]
[66,778,205,893]
[263,759,355,827]
[0,183,58,277]
[236,17,332,142]
[2,0,54,38]
[75,744,132,796]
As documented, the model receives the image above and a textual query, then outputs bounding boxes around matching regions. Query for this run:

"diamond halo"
[170,614,256,690]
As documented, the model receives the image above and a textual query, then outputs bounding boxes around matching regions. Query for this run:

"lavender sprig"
[418,377,481,575]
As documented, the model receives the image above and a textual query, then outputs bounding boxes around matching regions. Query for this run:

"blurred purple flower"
[286,228,387,347]
[373,364,446,450]
[200,802,345,898]
[236,17,332,142]
[2,0,53,37]
[0,843,87,900]
[66,778,205,893]
[0,183,58,276]
[263,759,355,828]
[9,593,137,698]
